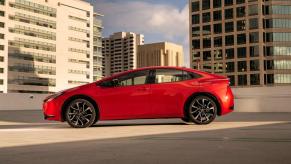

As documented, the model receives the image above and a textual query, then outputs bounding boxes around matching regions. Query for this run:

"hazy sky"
[88,0,190,66]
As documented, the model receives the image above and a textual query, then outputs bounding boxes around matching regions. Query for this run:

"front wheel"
[65,99,96,128]
[188,96,217,125]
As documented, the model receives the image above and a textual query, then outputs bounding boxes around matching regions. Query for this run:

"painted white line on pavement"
[0,121,288,149]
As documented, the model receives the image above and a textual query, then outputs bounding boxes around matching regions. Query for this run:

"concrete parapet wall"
[0,86,291,112]
[0,93,49,110]
[232,86,291,112]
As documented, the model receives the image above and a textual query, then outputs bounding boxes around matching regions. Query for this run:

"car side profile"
[43,66,234,128]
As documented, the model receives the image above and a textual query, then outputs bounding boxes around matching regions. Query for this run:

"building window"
[213,0,221,8]
[273,74,291,84]
[237,0,245,4]
[192,14,200,24]
[0,33,4,39]
[238,75,247,86]
[202,0,210,10]
[0,22,4,28]
[250,60,260,71]
[249,5,258,16]
[237,20,246,31]
[238,61,247,72]
[202,25,211,35]
[264,74,274,85]
[203,51,211,61]
[0,68,3,73]
[249,18,259,29]
[192,26,200,37]
[250,46,259,57]
[226,48,234,59]
[265,32,291,42]
[264,19,291,29]
[0,79,3,85]
[213,10,222,21]
[264,60,274,70]
[237,34,246,44]
[249,32,259,43]
[224,0,233,6]
[225,8,233,19]
[0,56,4,62]
[225,35,234,46]
[237,47,247,58]
[214,50,223,60]
[0,45,4,50]
[0,0,4,5]
[250,74,260,85]
[0,11,4,17]
[225,22,234,33]
[202,12,211,23]
[203,38,211,48]
[226,62,235,73]
[265,46,291,56]
[192,39,200,49]
[237,7,245,18]
[192,1,200,12]
[266,5,291,15]
[214,23,222,34]
[228,75,235,86]
[214,37,222,47]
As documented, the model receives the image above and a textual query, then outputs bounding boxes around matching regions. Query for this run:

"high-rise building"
[137,42,184,68]
[0,0,100,93]
[189,0,291,87]
[93,13,103,81]
[102,32,144,77]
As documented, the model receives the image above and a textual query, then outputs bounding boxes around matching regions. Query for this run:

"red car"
[43,66,234,128]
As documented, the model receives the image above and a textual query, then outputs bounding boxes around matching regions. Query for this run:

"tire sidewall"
[65,99,96,128]
[188,96,217,125]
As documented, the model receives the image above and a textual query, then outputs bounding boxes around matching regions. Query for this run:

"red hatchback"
[43,66,234,128]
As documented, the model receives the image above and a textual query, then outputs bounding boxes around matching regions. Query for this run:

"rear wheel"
[65,99,96,128]
[188,95,217,125]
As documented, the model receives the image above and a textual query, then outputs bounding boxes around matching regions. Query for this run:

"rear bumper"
[219,86,234,115]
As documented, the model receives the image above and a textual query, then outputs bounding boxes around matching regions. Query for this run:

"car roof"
[97,66,213,83]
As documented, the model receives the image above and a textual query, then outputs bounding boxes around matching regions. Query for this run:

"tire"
[65,99,96,128]
[181,117,191,123]
[187,95,217,125]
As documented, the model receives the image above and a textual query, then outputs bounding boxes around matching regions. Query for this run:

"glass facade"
[190,0,291,87]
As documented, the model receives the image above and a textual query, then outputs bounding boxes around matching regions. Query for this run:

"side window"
[155,69,184,83]
[118,70,149,86]
[183,71,201,80]
[155,69,201,84]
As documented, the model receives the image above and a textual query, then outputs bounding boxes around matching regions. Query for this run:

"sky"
[88,0,190,66]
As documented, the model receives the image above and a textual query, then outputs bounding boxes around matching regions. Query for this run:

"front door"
[97,70,152,120]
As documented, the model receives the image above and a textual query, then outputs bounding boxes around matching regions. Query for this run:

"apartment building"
[189,0,291,87]
[0,0,100,93]
[93,13,103,81]
[137,42,184,68]
[102,32,144,77]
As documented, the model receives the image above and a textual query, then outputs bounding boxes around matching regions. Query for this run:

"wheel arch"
[183,92,222,118]
[61,94,99,122]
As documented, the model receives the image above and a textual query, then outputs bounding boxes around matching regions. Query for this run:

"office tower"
[189,0,291,86]
[102,32,144,76]
[137,42,184,68]
[0,0,100,93]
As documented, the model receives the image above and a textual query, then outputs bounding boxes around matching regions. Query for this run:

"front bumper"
[43,98,63,121]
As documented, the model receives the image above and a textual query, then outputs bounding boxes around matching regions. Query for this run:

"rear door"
[149,68,200,117]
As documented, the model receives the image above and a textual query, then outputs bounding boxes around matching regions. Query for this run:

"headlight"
[43,91,65,102]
